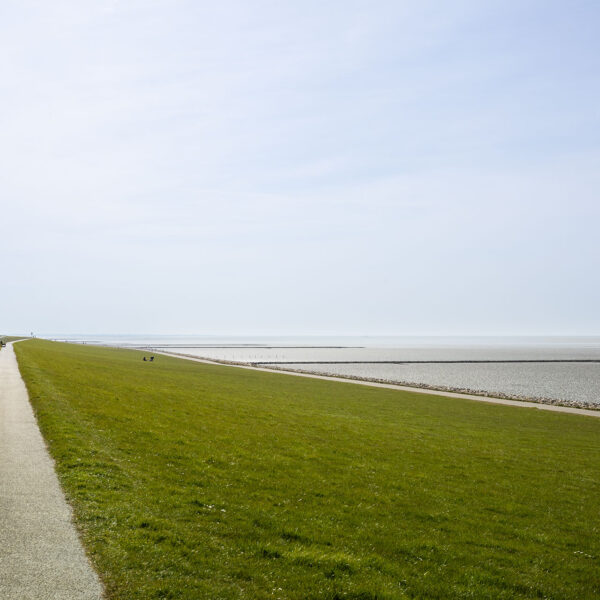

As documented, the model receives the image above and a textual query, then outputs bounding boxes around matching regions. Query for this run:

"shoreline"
[151,350,600,417]
[255,364,599,411]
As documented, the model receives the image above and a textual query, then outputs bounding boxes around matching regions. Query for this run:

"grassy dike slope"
[14,340,600,600]
[1,335,28,343]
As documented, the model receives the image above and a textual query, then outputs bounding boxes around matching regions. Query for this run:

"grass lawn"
[1,335,28,343]
[14,340,600,600]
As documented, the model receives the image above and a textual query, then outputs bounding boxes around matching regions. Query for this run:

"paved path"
[0,342,104,599]
[156,351,600,419]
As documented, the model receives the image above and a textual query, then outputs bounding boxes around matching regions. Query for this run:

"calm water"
[50,335,600,407]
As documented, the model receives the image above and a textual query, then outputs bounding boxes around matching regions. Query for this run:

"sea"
[46,335,600,408]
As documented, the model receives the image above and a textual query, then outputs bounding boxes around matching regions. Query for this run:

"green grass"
[1,335,28,343]
[14,339,600,600]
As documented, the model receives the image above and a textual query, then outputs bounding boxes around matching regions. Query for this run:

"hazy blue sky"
[1,0,599,336]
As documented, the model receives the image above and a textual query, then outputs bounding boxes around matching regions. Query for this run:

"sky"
[1,0,599,336]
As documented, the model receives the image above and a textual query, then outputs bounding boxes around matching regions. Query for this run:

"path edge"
[10,340,107,599]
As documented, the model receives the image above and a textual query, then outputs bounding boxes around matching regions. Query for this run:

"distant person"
[150,356,155,362]
[143,357,147,361]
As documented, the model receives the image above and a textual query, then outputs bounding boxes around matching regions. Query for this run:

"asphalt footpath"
[0,342,104,599]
